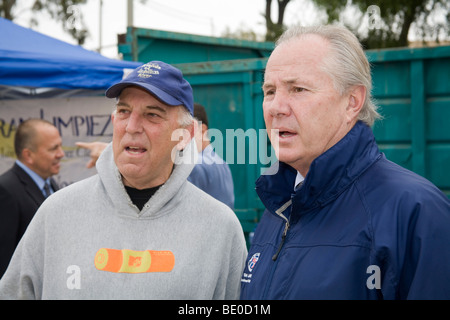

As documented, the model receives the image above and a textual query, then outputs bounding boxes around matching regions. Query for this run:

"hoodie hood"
[96,139,197,219]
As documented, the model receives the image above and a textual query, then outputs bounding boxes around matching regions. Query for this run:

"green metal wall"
[175,59,268,241]
[119,27,274,64]
[367,46,450,197]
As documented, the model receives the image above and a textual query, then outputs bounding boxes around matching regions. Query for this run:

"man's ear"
[193,121,203,152]
[346,85,366,123]
[20,148,33,165]
[175,122,195,151]
[201,123,208,135]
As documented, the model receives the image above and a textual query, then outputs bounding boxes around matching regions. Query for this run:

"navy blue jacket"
[240,121,450,300]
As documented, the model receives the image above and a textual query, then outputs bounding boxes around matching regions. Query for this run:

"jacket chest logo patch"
[94,248,175,273]
[247,252,260,272]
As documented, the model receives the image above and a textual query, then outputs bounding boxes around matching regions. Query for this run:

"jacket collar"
[256,121,382,218]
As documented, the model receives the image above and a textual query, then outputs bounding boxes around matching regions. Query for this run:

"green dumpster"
[119,27,274,64]
[175,58,271,244]
[368,45,450,198]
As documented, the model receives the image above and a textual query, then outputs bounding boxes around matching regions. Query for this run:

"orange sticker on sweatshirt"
[94,248,175,273]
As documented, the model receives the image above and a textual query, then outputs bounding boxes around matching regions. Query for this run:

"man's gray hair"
[276,24,381,127]
[178,106,194,127]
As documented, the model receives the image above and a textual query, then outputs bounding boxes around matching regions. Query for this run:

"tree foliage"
[221,24,261,41]
[264,0,293,41]
[0,0,88,45]
[311,0,450,48]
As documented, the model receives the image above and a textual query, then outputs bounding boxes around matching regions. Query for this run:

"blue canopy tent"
[0,18,144,183]
[0,17,142,98]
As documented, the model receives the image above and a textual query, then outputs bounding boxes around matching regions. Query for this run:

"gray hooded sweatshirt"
[0,141,247,299]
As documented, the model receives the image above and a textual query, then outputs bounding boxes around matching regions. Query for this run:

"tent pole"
[98,0,103,53]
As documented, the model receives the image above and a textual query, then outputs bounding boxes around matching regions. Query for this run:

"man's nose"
[126,111,144,134]
[266,91,292,118]
[57,145,65,159]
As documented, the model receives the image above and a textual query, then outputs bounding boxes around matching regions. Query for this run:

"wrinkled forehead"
[266,39,329,81]
[264,35,333,85]
[267,34,331,70]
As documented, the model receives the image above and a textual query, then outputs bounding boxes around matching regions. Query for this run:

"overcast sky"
[12,0,324,59]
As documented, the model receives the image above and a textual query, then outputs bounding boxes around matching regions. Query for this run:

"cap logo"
[137,62,161,79]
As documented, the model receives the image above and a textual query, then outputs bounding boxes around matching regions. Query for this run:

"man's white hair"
[275,24,381,126]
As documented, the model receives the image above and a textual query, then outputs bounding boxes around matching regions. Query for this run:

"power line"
[144,0,212,25]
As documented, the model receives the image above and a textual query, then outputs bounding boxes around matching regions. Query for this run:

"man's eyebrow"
[49,143,61,150]
[262,77,314,91]
[262,82,274,90]
[262,78,298,89]
[145,105,167,114]
[115,101,129,108]
[115,102,167,114]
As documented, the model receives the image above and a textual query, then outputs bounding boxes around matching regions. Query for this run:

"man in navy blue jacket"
[240,25,450,300]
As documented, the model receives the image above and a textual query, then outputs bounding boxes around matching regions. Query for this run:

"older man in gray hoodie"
[0,61,247,299]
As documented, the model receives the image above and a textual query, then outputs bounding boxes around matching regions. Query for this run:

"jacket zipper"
[272,199,292,261]
[261,199,293,299]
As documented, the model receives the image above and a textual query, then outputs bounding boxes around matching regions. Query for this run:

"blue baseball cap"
[105,61,194,115]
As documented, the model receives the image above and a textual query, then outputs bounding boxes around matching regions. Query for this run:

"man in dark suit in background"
[0,119,64,278]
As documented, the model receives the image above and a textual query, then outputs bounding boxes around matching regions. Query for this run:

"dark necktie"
[43,182,51,198]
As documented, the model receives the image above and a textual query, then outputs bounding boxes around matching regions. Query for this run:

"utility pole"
[127,0,134,27]
[98,0,103,53]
